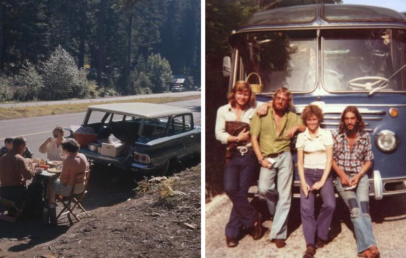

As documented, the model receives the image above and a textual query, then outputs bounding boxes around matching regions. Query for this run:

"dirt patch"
[0,164,201,258]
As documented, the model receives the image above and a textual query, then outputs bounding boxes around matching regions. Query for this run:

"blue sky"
[343,0,406,13]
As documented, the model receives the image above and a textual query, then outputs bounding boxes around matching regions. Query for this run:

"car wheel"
[160,159,176,176]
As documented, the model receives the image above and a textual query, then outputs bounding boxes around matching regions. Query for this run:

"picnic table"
[32,161,62,223]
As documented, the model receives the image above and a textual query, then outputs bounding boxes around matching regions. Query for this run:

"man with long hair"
[332,106,380,258]
[215,81,268,247]
[250,87,306,248]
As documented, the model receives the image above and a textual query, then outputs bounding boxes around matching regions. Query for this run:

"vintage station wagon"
[223,4,406,199]
[72,103,201,176]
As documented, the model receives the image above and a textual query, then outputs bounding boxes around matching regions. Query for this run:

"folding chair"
[56,169,91,224]
[0,198,26,223]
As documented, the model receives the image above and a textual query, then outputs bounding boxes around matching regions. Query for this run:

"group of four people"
[215,82,379,258]
[0,126,88,224]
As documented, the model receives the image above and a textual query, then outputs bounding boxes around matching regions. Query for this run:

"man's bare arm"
[251,135,271,168]
[286,125,306,138]
[256,102,272,116]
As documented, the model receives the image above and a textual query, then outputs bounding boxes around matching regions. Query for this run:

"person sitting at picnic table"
[47,139,88,224]
[0,137,34,159]
[0,137,35,210]
[38,126,66,161]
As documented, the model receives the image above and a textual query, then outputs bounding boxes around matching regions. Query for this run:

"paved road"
[0,99,201,160]
[0,91,200,108]
[205,190,406,257]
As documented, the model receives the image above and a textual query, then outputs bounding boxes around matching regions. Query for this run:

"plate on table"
[47,161,62,166]
[48,168,62,173]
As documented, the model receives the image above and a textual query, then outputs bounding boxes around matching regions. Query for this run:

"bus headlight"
[376,130,397,152]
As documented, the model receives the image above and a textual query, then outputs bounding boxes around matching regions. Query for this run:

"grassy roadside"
[0,95,200,120]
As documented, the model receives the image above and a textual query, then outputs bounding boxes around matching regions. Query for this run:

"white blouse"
[296,127,333,169]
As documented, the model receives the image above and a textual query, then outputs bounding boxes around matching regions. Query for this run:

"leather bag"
[225,121,250,159]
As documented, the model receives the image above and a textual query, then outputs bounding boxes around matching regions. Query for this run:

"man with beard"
[250,87,305,248]
[332,106,379,258]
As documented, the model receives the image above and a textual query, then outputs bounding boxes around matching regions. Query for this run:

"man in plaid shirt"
[332,106,379,258]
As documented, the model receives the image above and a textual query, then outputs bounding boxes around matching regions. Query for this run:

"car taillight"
[134,152,150,164]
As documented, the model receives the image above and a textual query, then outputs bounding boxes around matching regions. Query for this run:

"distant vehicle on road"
[172,85,186,92]
[70,103,201,176]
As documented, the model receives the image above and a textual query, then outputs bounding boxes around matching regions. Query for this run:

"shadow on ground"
[0,156,201,254]
[0,165,135,253]
[248,193,406,243]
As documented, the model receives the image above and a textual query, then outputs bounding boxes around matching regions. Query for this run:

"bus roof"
[235,4,406,32]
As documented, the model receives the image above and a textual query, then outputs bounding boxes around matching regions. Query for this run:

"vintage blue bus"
[223,4,406,199]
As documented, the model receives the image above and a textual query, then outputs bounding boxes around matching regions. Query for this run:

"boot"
[303,245,316,258]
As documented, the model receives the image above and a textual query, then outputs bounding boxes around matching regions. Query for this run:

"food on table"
[48,167,62,173]
[47,160,63,166]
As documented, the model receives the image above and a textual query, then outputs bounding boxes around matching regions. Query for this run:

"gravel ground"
[0,164,201,258]
[205,191,406,258]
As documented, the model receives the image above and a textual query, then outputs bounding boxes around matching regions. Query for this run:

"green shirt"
[250,108,303,155]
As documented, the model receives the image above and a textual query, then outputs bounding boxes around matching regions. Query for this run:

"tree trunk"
[97,0,106,87]
[145,8,150,72]
[78,1,86,69]
[125,12,133,81]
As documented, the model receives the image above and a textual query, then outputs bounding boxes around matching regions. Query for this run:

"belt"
[265,150,287,158]
[236,146,252,156]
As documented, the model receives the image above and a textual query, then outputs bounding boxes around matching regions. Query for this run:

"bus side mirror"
[223,56,231,77]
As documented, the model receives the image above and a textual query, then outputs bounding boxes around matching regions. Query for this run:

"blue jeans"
[301,168,335,246]
[224,150,259,238]
[335,174,377,254]
[258,152,293,240]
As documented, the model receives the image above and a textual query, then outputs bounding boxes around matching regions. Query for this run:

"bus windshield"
[235,30,317,93]
[322,29,406,92]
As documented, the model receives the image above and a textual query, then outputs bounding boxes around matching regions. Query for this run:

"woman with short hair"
[296,105,335,258]
[39,126,66,161]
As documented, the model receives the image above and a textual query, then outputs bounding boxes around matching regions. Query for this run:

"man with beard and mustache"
[332,106,379,258]
[250,87,306,248]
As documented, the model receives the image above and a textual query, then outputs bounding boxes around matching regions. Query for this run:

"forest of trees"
[0,0,201,101]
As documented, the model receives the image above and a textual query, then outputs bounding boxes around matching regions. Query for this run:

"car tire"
[160,159,176,176]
